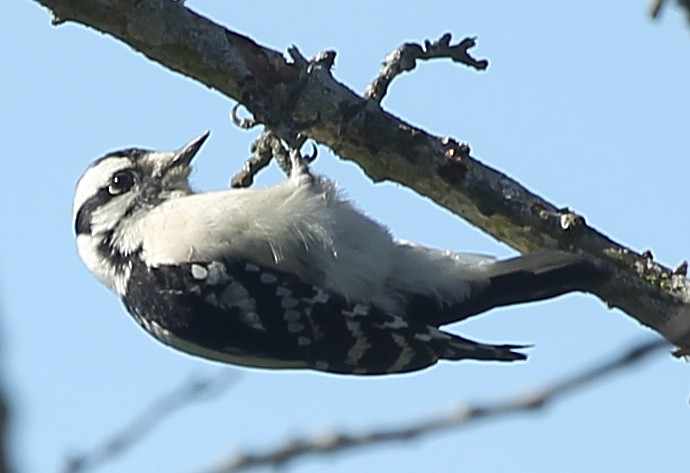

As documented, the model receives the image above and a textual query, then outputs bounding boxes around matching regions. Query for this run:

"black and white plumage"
[73,132,602,375]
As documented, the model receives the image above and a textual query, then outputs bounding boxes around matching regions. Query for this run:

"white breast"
[138,177,398,305]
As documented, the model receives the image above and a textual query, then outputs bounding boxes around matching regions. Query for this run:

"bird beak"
[171,131,210,168]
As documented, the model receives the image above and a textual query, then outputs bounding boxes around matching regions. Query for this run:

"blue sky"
[2,1,689,472]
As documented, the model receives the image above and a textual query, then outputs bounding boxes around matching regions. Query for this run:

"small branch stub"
[230,130,318,188]
[673,261,688,277]
[437,136,470,184]
[364,33,489,103]
[230,131,287,188]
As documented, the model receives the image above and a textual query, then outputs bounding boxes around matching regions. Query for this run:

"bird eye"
[108,170,135,195]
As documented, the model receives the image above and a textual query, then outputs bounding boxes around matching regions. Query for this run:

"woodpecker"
[73,132,602,374]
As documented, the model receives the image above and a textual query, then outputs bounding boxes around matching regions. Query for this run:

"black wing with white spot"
[123,258,526,375]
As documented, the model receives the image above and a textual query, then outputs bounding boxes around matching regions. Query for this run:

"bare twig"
[230,129,319,188]
[230,130,286,188]
[364,33,489,103]
[63,370,240,473]
[201,338,670,473]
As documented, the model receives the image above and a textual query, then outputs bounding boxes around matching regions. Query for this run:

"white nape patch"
[191,264,208,280]
[388,333,417,372]
[345,320,371,365]
[380,315,408,330]
[260,272,278,284]
[245,263,260,272]
[298,336,312,346]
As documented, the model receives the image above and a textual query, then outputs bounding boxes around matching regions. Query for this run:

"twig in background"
[63,369,240,473]
[202,338,670,473]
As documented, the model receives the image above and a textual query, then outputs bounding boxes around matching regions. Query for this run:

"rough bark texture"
[34,0,690,350]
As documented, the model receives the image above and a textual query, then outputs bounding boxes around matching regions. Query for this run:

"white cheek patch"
[89,193,137,235]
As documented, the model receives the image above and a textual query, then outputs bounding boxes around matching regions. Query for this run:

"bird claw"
[289,148,314,185]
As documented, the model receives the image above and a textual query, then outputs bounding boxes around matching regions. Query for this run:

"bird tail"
[430,250,607,326]
[436,331,529,362]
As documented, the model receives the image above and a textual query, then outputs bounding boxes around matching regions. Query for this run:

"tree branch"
[202,338,671,473]
[32,0,690,350]
[63,370,239,473]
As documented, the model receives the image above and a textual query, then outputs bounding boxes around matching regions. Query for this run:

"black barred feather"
[123,258,527,375]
